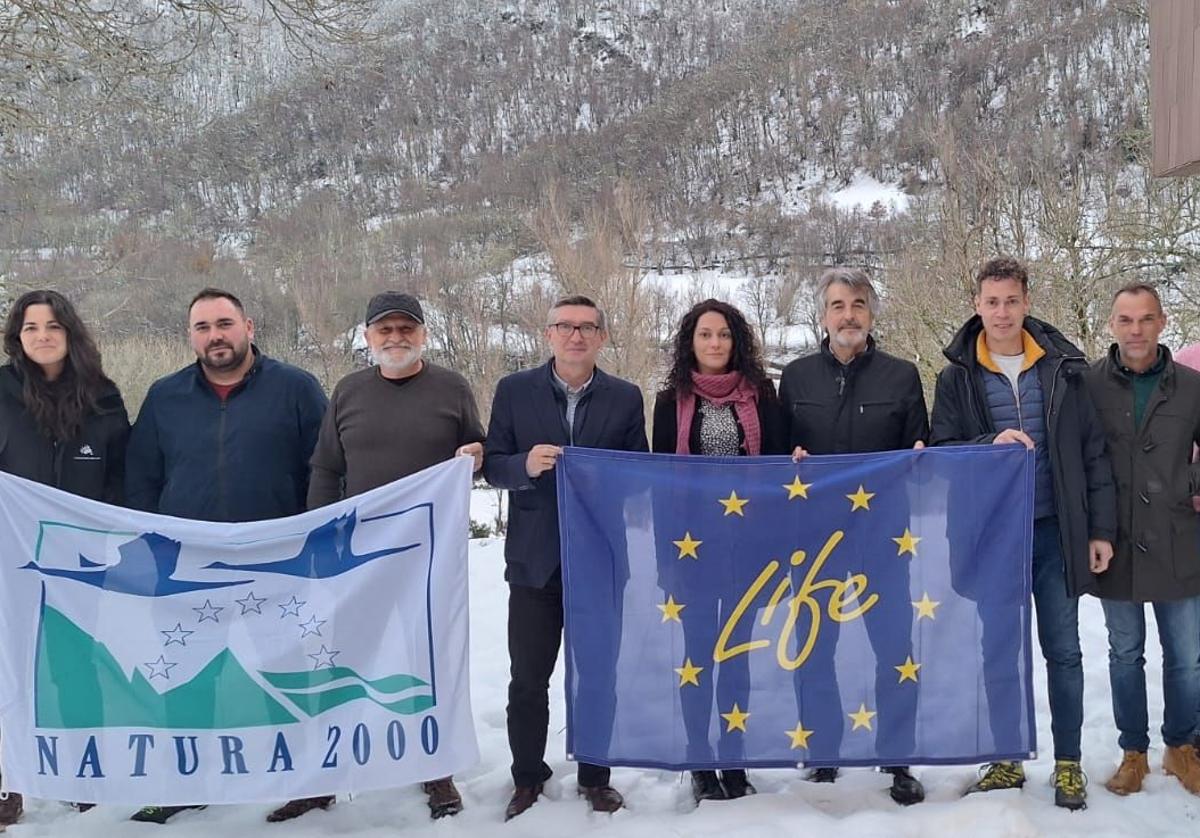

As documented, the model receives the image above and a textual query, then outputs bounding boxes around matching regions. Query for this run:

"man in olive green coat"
[1084,282,1200,797]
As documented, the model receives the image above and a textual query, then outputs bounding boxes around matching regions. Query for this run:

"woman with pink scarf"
[651,298,786,805]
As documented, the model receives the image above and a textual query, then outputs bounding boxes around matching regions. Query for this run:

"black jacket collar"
[819,334,876,372]
[1,363,122,413]
[943,314,1085,368]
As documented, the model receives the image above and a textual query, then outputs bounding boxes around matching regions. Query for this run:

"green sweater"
[1126,348,1167,428]
[307,361,484,508]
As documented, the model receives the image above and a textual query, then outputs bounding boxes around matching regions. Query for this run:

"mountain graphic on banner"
[35,605,298,729]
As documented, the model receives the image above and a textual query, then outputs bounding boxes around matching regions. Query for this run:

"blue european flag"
[557,445,1036,769]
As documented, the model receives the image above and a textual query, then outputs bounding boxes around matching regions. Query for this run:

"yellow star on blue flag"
[718,491,749,516]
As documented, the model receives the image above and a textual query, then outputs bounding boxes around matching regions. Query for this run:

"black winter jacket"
[125,348,328,522]
[0,364,130,503]
[1084,346,1200,602]
[930,315,1116,598]
[778,336,929,454]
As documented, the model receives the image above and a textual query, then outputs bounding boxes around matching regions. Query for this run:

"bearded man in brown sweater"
[267,291,484,823]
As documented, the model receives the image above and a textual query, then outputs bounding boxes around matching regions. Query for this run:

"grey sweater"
[308,361,484,508]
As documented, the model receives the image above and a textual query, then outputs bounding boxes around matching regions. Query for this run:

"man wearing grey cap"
[268,291,484,823]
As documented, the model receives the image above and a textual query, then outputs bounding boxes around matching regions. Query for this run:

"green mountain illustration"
[36,605,298,729]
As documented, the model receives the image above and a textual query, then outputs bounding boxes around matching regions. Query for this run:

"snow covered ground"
[10,491,1200,836]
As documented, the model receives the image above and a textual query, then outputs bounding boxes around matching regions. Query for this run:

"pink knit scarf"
[675,371,762,456]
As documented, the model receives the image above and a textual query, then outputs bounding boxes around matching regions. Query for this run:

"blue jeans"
[1029,518,1085,762]
[1101,596,1200,751]
[981,518,1082,761]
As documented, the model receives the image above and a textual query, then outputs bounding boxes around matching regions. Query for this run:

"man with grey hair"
[778,266,929,804]
[781,267,927,455]
[271,290,483,823]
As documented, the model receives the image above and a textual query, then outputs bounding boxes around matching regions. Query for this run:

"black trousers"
[507,576,609,789]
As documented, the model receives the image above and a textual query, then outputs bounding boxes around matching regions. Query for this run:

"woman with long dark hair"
[0,290,130,504]
[652,298,786,804]
[0,291,129,825]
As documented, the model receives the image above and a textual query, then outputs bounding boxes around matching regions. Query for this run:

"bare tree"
[0,0,378,129]
[531,179,663,398]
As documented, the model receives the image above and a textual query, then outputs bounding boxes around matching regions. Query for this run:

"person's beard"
[829,323,867,354]
[198,336,251,372]
[372,343,423,375]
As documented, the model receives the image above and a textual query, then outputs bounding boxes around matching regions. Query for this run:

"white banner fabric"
[0,457,478,805]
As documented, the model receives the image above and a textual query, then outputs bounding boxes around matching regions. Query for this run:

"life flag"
[0,457,477,804]
[558,446,1036,769]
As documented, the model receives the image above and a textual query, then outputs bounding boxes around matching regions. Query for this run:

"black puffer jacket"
[0,364,130,503]
[1084,346,1200,602]
[930,315,1116,598]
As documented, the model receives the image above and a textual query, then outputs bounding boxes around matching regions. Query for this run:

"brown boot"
[504,784,542,821]
[579,784,624,813]
[1164,744,1200,794]
[421,777,463,819]
[266,795,335,822]
[1105,750,1149,795]
[0,792,22,828]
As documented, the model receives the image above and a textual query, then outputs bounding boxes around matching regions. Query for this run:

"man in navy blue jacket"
[123,287,327,824]
[483,294,648,821]
[126,287,327,524]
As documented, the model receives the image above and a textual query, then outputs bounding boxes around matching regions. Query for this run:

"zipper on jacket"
[1013,375,1025,434]
[217,401,228,520]
[51,438,63,487]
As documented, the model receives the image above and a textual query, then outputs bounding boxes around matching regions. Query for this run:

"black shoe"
[266,795,334,822]
[720,769,756,799]
[505,784,543,821]
[72,802,95,813]
[130,805,205,824]
[884,766,925,805]
[422,777,463,819]
[691,770,727,803]
[806,766,839,783]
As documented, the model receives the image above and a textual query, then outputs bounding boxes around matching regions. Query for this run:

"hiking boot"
[130,805,205,824]
[579,784,624,813]
[719,769,756,799]
[806,766,839,783]
[1164,744,1200,795]
[691,770,727,802]
[884,766,925,805]
[1104,750,1149,796]
[0,792,22,828]
[504,784,542,821]
[422,777,463,819]
[964,761,1025,794]
[1052,760,1087,810]
[73,803,95,813]
[266,795,334,822]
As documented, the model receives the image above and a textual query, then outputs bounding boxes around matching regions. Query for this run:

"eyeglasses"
[549,322,601,338]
